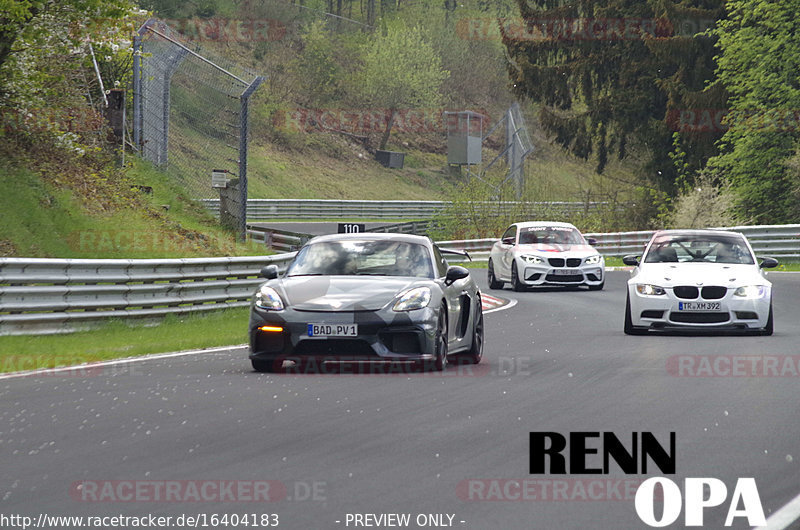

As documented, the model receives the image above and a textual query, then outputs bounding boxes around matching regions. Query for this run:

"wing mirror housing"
[622,255,640,266]
[444,265,470,286]
[759,257,779,269]
[260,264,279,279]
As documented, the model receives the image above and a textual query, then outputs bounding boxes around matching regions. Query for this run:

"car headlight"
[254,285,285,310]
[520,254,543,265]
[393,287,431,312]
[636,284,666,296]
[733,285,768,299]
[585,254,602,265]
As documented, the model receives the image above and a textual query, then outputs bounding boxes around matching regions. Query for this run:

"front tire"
[757,303,774,336]
[427,309,449,371]
[251,358,281,373]
[455,308,483,365]
[624,293,647,335]
[487,259,504,290]
[588,280,605,291]
[511,262,525,292]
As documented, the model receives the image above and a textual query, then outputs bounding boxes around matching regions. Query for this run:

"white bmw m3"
[623,230,778,335]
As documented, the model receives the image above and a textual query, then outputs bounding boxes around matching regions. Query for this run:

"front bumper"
[248,305,439,364]
[515,257,604,286]
[628,285,771,330]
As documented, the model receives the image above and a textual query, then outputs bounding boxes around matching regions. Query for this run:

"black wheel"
[624,293,647,335]
[757,302,773,336]
[456,308,484,365]
[487,259,504,290]
[251,358,281,373]
[511,262,525,292]
[428,309,449,371]
[588,281,605,291]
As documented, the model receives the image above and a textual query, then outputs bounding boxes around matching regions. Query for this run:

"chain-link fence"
[132,18,264,239]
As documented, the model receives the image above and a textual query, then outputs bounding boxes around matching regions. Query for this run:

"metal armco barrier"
[2,225,798,335]
[437,225,800,260]
[202,199,614,221]
[0,254,295,336]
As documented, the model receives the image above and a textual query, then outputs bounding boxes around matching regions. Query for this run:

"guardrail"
[203,199,615,221]
[245,221,437,252]
[3,224,798,335]
[246,225,310,253]
[436,225,800,260]
[0,254,295,336]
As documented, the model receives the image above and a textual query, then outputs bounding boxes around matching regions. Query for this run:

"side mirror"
[759,257,779,269]
[622,255,640,266]
[260,264,279,279]
[444,265,470,285]
[501,237,515,246]
[586,237,597,246]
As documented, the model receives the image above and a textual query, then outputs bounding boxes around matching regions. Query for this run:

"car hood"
[274,276,427,311]
[635,263,769,287]
[514,244,598,256]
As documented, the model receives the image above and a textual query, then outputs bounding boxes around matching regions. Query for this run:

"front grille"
[701,286,727,299]
[294,339,376,357]
[674,286,699,299]
[669,312,729,324]
[545,274,583,283]
[641,310,665,319]
[548,258,565,267]
[735,311,759,320]
[567,258,582,267]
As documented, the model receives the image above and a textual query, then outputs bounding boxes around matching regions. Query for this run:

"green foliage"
[358,20,449,148]
[662,170,740,229]
[707,0,800,223]
[504,0,726,185]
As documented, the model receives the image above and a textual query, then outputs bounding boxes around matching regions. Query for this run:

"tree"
[0,0,132,108]
[706,0,800,223]
[503,0,726,188]
[358,21,448,149]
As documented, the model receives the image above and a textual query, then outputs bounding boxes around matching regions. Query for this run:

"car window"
[518,226,585,245]
[432,245,449,278]
[287,240,434,278]
[501,226,516,242]
[643,234,755,264]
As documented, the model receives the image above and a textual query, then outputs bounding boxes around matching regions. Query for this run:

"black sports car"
[248,233,484,372]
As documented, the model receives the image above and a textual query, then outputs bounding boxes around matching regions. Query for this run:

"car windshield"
[287,240,434,278]
[644,234,755,264]
[518,226,585,245]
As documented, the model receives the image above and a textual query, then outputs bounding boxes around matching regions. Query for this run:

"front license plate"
[678,302,721,311]
[307,324,358,337]
[552,269,575,276]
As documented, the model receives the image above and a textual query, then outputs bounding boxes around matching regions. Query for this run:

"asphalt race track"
[2,271,800,529]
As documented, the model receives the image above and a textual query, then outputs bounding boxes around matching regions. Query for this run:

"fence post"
[132,34,141,150]
[238,76,265,241]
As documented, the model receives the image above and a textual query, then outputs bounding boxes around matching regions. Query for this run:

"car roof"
[513,221,578,229]
[306,232,434,246]
[652,229,746,238]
